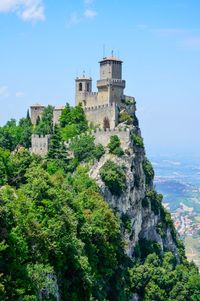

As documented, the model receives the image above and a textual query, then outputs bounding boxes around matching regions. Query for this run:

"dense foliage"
[100,160,126,195]
[0,116,32,151]
[129,250,200,301]
[34,106,54,135]
[0,104,199,300]
[119,112,133,124]
[108,135,124,157]
[142,158,154,186]
[0,161,130,300]
[131,133,144,148]
[70,134,104,163]
[59,103,88,140]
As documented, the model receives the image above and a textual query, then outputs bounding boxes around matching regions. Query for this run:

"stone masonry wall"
[84,103,118,129]
[31,134,50,157]
[30,107,44,125]
[92,128,131,150]
[53,109,63,126]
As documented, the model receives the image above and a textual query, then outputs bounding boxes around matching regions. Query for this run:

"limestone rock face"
[89,124,178,259]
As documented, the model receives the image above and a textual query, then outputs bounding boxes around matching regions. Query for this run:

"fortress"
[30,56,136,156]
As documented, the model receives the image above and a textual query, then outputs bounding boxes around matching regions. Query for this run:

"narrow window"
[87,83,90,92]
[79,82,82,91]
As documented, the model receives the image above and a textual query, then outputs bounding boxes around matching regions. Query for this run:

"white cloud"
[67,0,97,27]
[0,0,45,22]
[15,91,25,97]
[0,86,9,98]
[84,9,97,18]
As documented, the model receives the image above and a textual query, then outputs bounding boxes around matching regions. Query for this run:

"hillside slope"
[0,103,199,300]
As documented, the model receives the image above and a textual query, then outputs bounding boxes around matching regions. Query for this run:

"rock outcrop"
[89,122,179,260]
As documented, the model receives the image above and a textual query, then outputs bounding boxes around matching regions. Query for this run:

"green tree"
[70,134,96,162]
[34,105,54,135]
[100,160,126,195]
[143,158,154,186]
[0,147,10,186]
[48,125,67,160]
[108,135,124,157]
[60,103,88,135]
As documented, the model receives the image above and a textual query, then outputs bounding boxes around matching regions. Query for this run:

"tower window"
[87,83,90,92]
[79,83,82,91]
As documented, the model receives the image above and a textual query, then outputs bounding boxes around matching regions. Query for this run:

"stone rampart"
[92,128,131,150]
[66,128,131,151]
[31,134,50,157]
[84,103,118,129]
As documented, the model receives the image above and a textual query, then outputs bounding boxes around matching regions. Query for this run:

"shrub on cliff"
[100,160,126,195]
[143,158,154,186]
[131,133,144,148]
[119,111,133,124]
[108,135,124,157]
[93,143,105,160]
[70,134,105,162]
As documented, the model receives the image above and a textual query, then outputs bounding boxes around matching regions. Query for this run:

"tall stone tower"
[75,75,92,106]
[30,103,45,125]
[97,56,126,105]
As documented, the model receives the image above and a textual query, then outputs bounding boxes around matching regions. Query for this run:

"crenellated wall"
[84,103,118,129]
[92,128,131,150]
[31,134,50,157]
[66,128,132,151]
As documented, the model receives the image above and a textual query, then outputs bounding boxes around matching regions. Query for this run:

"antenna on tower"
[111,49,114,57]
[83,70,85,77]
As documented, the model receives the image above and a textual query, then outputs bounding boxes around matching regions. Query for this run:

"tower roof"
[54,105,65,110]
[76,76,92,81]
[99,56,123,63]
[31,103,45,108]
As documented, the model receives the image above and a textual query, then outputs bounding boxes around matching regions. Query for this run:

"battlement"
[78,91,98,97]
[97,79,126,88]
[32,134,51,139]
[84,102,118,129]
[66,128,131,151]
[84,102,116,111]
[92,128,131,150]
[31,134,50,157]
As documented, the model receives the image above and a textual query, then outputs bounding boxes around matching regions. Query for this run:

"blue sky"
[0,0,200,156]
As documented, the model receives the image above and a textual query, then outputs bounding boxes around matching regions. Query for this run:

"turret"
[99,56,123,80]
[97,56,126,105]
[75,75,92,106]
[30,103,45,125]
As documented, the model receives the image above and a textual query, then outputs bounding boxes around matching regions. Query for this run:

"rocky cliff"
[89,120,179,262]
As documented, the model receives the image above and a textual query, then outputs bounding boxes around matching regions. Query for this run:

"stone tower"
[31,134,50,157]
[53,105,65,126]
[30,103,45,125]
[97,56,126,105]
[75,75,92,106]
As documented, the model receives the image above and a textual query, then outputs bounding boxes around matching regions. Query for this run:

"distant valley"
[150,155,200,268]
